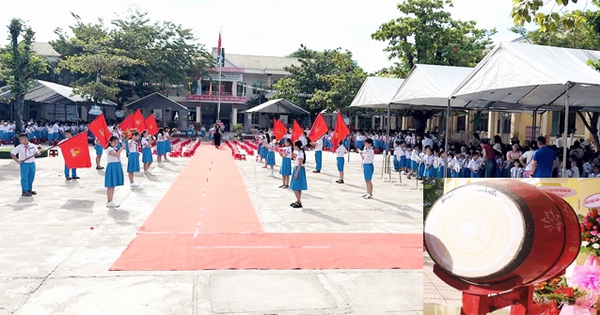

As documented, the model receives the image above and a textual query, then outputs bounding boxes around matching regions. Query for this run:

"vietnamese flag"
[307,113,328,142]
[133,109,146,132]
[332,112,350,151]
[120,113,135,138]
[88,114,111,148]
[145,114,159,136]
[273,119,287,141]
[292,120,303,142]
[58,132,92,169]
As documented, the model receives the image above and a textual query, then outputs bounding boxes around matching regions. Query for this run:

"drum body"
[424,180,580,286]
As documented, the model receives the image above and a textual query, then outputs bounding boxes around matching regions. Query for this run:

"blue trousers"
[315,151,322,171]
[20,162,36,192]
[64,164,77,178]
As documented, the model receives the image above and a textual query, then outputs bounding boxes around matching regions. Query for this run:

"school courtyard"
[0,142,423,315]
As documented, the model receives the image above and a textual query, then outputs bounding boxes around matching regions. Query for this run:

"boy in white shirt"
[393,141,402,172]
[10,134,42,196]
[335,141,348,184]
[468,152,483,178]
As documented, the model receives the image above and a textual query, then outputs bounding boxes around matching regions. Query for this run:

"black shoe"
[65,177,72,180]
[96,166,104,170]
[292,202,303,208]
[278,185,285,188]
[21,191,32,197]
[284,185,289,188]
[312,170,320,173]
[336,180,344,184]
[28,191,37,195]
[73,176,80,179]
[290,202,298,206]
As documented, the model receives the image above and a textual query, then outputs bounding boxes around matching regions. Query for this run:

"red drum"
[424,180,580,286]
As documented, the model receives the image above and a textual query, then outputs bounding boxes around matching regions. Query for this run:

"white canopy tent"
[245,98,309,115]
[0,80,116,106]
[451,41,600,176]
[349,77,405,109]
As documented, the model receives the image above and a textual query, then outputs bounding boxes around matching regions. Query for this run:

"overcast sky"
[0,0,590,73]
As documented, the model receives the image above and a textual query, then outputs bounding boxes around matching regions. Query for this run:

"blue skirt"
[166,140,171,152]
[363,163,374,181]
[127,152,140,173]
[262,147,268,159]
[337,157,345,172]
[116,142,122,150]
[400,156,406,168]
[279,157,292,176]
[157,141,166,155]
[290,166,308,191]
[95,145,103,156]
[142,147,153,163]
[411,161,418,171]
[267,151,276,166]
[105,161,124,188]
[200,131,206,137]
[357,141,364,150]
[424,166,432,178]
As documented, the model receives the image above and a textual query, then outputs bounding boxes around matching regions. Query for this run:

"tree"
[52,14,140,106]
[371,0,495,137]
[273,45,367,119]
[511,2,600,148]
[0,19,48,136]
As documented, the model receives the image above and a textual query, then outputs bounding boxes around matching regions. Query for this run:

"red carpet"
[110,145,422,271]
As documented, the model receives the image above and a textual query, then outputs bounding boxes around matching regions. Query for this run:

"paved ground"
[0,141,423,315]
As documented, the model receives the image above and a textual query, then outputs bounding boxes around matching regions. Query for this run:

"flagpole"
[217,27,222,124]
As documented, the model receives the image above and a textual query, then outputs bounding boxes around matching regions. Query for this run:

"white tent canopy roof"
[390,64,473,110]
[451,41,600,112]
[349,77,405,109]
[245,98,309,115]
[0,80,117,106]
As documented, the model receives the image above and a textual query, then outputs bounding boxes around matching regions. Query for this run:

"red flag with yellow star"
[307,113,328,142]
[58,132,92,169]
[88,114,111,148]
[145,114,159,136]
[133,109,147,133]
[332,112,349,151]
[292,120,303,142]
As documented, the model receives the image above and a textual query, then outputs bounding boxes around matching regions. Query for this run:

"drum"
[424,180,580,286]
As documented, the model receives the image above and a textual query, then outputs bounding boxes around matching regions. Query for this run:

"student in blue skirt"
[266,138,276,177]
[360,138,375,199]
[94,137,104,170]
[164,128,172,161]
[313,136,323,173]
[335,140,348,184]
[141,130,153,176]
[127,131,141,188]
[105,136,124,208]
[156,128,166,167]
[60,130,79,180]
[262,133,271,169]
[289,140,307,208]
[279,138,293,188]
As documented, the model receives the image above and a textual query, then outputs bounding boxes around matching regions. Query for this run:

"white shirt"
[129,140,139,152]
[157,133,164,142]
[141,137,151,148]
[511,167,523,178]
[314,139,323,151]
[449,158,461,171]
[410,150,420,162]
[336,145,348,157]
[268,141,275,151]
[468,158,482,171]
[589,173,600,178]
[362,148,375,164]
[11,143,39,163]
[422,138,434,149]
[282,147,292,159]
[394,147,402,158]
[106,146,121,163]
[295,150,305,166]
[521,151,535,171]
[299,135,307,147]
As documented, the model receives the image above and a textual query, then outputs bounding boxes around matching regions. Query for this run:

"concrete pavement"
[0,142,422,315]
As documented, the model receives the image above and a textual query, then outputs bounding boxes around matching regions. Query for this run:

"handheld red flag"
[307,113,328,142]
[332,112,350,151]
[292,120,303,142]
[217,32,222,55]
[58,132,92,169]
[119,113,135,138]
[145,114,159,136]
[133,109,146,133]
[273,119,287,141]
[88,113,111,148]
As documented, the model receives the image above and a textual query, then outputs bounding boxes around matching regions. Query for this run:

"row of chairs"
[225,141,247,160]
[167,138,193,157]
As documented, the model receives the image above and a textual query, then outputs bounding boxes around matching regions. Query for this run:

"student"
[361,138,375,199]
[257,133,265,163]
[141,130,153,175]
[262,134,271,168]
[423,147,433,178]
[335,140,348,184]
[94,137,104,170]
[112,126,122,150]
[61,130,79,180]
[393,141,402,172]
[127,131,141,188]
[511,160,524,178]
[468,152,483,178]
[408,144,421,180]
[105,136,124,208]
[313,135,323,173]
[289,140,307,208]
[437,151,446,178]
[156,128,166,167]
[164,127,171,161]
[10,133,42,197]
[266,137,277,177]
[279,138,293,188]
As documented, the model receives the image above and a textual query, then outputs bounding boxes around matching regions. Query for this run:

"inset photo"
[424,178,600,315]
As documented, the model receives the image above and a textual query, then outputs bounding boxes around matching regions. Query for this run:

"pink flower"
[571,256,600,292]
[592,230,598,235]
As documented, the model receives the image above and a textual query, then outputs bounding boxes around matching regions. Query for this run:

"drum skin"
[424,180,581,286]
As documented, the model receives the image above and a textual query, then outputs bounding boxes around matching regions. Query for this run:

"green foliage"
[0,19,49,134]
[423,178,444,222]
[273,45,367,118]
[371,0,494,136]
[232,124,244,133]
[512,0,600,34]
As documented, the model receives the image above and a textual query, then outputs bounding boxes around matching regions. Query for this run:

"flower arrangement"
[580,208,600,257]
[534,277,587,306]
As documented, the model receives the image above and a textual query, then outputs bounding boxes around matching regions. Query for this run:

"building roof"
[0,80,116,106]
[31,42,60,57]
[225,53,300,72]
[125,92,189,112]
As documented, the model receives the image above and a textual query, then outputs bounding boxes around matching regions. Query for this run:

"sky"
[0,0,591,73]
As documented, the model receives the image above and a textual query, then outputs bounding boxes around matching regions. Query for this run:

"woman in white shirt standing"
[105,136,125,207]
[335,140,348,184]
[361,138,375,199]
[289,140,307,208]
